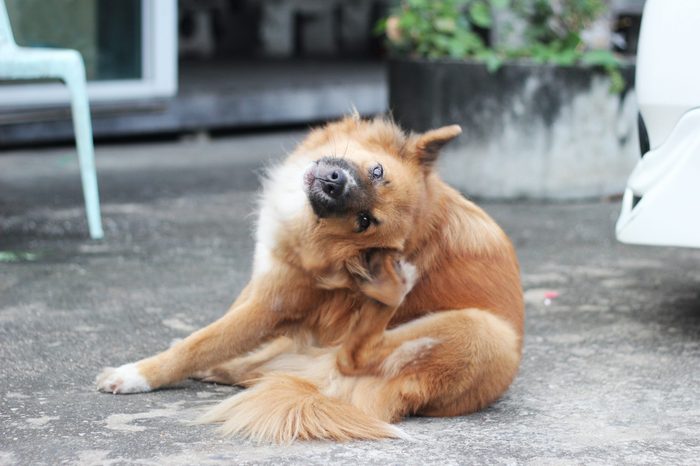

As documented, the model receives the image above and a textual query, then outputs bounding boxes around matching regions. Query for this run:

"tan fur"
[197,374,406,443]
[98,117,525,443]
[380,336,439,378]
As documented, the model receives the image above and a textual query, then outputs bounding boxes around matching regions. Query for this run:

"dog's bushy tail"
[197,374,405,443]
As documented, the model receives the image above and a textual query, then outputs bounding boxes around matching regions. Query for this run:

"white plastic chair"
[0,0,104,239]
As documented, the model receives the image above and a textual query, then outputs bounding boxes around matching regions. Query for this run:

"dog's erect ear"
[412,125,462,166]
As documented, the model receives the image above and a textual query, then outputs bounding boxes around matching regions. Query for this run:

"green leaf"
[447,39,468,58]
[550,48,578,66]
[434,17,457,33]
[459,30,486,52]
[433,34,452,50]
[561,32,582,51]
[608,69,626,94]
[581,49,620,69]
[492,0,509,9]
[406,0,429,8]
[468,1,492,28]
[478,52,503,72]
[373,18,387,36]
[530,44,551,64]
[399,11,418,30]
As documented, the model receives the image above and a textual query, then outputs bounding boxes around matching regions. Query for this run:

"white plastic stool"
[0,0,104,239]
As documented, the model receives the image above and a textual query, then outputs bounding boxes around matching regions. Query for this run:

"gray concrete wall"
[390,59,639,200]
[438,75,639,200]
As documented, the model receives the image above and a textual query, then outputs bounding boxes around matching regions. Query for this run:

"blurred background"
[0,0,644,147]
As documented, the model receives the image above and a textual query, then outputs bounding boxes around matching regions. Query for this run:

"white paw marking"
[96,363,151,394]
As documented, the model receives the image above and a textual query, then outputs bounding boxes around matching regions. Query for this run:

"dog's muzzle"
[304,157,359,218]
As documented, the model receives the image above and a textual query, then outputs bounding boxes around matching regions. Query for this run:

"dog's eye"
[357,212,372,232]
[371,163,383,180]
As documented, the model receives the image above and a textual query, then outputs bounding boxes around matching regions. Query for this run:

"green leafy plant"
[380,0,624,92]
[378,0,503,66]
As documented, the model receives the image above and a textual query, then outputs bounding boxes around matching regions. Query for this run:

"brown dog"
[96,116,524,442]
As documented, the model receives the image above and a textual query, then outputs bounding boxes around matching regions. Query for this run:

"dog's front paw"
[356,251,419,307]
[96,363,151,394]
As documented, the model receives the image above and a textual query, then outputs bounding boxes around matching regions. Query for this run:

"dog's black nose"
[317,165,347,199]
[306,157,361,218]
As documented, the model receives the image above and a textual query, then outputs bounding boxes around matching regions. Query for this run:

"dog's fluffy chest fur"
[252,156,313,278]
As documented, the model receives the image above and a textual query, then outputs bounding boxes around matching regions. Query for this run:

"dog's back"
[397,181,524,335]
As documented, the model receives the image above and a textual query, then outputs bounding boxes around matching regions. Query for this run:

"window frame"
[0,0,177,108]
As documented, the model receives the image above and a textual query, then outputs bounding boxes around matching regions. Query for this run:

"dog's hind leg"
[337,250,521,419]
[199,308,520,443]
[354,307,522,421]
[337,250,417,376]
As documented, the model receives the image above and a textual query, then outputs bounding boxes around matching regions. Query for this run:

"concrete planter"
[389,58,639,200]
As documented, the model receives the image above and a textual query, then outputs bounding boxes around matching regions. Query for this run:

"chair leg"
[64,60,104,239]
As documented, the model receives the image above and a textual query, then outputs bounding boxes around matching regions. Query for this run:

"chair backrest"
[0,0,17,47]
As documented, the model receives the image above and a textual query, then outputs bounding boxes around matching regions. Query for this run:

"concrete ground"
[1,131,699,465]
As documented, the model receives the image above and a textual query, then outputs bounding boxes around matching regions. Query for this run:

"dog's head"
[297,117,461,262]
